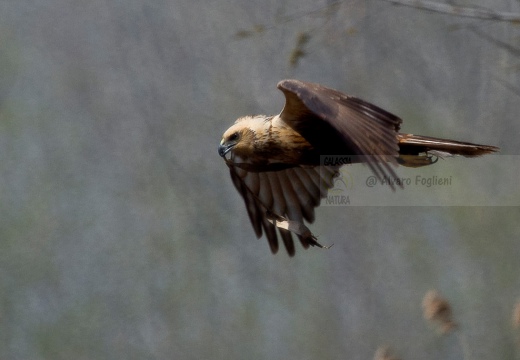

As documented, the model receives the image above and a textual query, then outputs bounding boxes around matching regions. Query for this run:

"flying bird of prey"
[218,79,498,256]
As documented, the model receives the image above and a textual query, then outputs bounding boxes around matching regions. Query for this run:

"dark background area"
[1,1,519,359]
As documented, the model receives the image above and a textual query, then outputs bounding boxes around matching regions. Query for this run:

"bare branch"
[383,0,520,22]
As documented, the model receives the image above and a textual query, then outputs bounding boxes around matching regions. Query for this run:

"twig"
[383,0,520,22]
[457,332,472,360]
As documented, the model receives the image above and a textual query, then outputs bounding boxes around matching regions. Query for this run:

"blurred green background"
[1,1,519,359]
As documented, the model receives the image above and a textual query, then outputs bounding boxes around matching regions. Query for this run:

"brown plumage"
[218,79,499,256]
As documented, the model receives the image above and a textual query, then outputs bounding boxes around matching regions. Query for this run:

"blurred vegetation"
[0,1,519,359]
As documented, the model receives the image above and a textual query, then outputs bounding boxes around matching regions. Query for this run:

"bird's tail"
[397,133,499,168]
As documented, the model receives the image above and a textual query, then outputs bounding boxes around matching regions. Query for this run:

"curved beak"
[218,141,233,157]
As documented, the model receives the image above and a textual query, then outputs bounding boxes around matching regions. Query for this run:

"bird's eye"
[229,132,239,142]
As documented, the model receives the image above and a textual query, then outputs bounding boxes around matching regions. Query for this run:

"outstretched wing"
[277,79,403,188]
[228,154,339,256]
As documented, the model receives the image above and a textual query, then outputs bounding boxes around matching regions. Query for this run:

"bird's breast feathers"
[234,115,314,166]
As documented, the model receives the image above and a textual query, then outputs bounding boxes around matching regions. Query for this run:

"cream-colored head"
[218,115,270,159]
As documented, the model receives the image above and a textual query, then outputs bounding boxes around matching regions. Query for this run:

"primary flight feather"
[218,79,498,256]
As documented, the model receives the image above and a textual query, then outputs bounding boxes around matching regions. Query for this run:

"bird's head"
[218,115,268,159]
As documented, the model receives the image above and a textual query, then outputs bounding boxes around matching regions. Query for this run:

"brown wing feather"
[277,79,403,189]
[228,154,339,256]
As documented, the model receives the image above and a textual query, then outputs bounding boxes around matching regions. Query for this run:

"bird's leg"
[397,154,436,168]
[265,210,333,250]
[308,236,334,250]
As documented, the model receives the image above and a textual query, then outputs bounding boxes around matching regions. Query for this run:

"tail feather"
[397,133,499,168]
[398,133,499,157]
